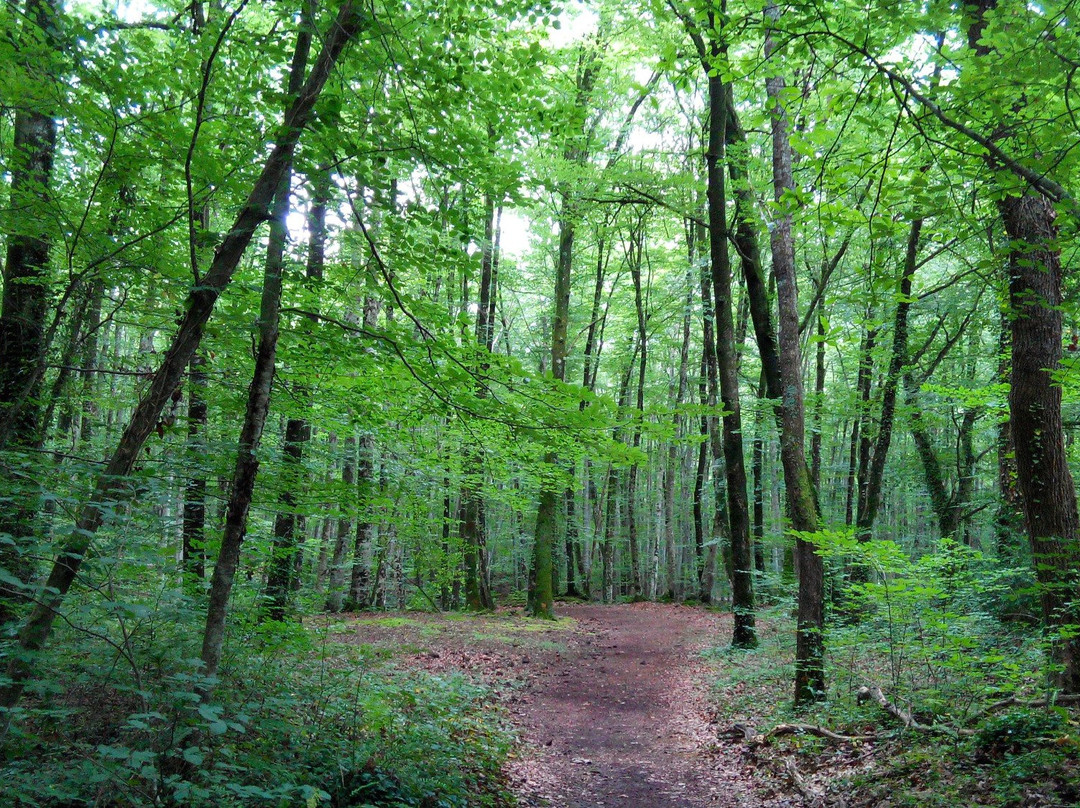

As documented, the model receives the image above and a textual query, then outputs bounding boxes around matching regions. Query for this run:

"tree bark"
[707,47,755,648]
[461,192,498,610]
[627,215,649,601]
[182,353,209,586]
[846,320,876,527]
[1001,192,1080,691]
[326,436,357,613]
[766,1,821,702]
[0,0,61,627]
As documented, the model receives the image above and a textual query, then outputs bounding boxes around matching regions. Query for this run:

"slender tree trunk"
[530,194,573,618]
[995,307,1024,560]
[846,321,876,527]
[810,306,826,492]
[752,373,767,574]
[707,45,755,647]
[440,477,453,610]
[461,192,498,610]
[602,462,619,604]
[664,268,693,600]
[699,270,724,604]
[326,436,356,612]
[182,354,209,586]
[266,162,328,612]
[856,219,922,549]
[766,1,821,702]
[530,41,603,618]
[627,218,649,600]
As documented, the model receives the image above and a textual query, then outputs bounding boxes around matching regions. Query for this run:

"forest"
[1,0,1079,805]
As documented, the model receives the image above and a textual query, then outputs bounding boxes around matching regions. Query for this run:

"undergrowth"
[709,538,1080,807]
[2,607,514,807]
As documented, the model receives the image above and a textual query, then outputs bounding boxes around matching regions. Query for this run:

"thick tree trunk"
[1002,192,1080,691]
[964,10,1080,683]
[0,0,61,627]
[0,5,364,726]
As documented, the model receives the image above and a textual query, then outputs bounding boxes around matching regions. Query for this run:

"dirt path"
[506,602,760,808]
[340,602,766,807]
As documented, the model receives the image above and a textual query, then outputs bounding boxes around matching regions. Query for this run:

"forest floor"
[340,602,786,807]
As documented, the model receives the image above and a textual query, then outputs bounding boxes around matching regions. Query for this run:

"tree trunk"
[766,1,821,702]
[181,354,209,586]
[962,11,1080,685]
[995,307,1024,560]
[0,0,61,627]
[707,50,755,648]
[846,320,876,527]
[1001,192,1080,691]
[326,436,357,613]
[627,217,649,600]
[265,162,328,612]
[461,192,498,610]
[856,219,922,544]
[752,373,767,574]
[810,306,826,492]
[529,40,603,618]
[698,271,724,604]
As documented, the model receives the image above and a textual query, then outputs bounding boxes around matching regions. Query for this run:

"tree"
[0,1,368,727]
[764,0,822,703]
[0,0,61,627]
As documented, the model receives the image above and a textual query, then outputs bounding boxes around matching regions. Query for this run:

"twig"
[974,693,1080,719]
[783,755,825,805]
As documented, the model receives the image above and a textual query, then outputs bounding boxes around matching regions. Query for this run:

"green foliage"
[974,707,1070,758]
[710,537,1080,807]
[2,613,513,807]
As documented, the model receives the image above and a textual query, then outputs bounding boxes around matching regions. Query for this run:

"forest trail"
[506,602,760,808]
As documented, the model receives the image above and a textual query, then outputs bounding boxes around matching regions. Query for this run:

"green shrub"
[974,707,1069,757]
[2,608,513,807]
